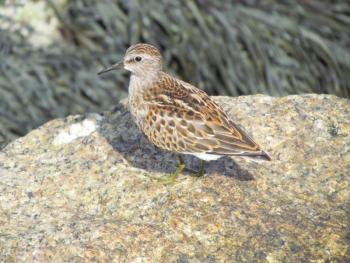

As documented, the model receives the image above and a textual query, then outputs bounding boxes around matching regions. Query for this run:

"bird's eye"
[135,56,142,62]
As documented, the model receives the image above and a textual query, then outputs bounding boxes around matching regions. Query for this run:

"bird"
[98,43,271,182]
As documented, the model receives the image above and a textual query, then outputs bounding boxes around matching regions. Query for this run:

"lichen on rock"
[0,94,349,262]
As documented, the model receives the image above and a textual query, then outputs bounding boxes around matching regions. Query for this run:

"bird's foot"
[156,163,186,184]
[187,160,205,177]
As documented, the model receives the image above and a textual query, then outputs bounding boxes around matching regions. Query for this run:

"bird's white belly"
[182,152,223,161]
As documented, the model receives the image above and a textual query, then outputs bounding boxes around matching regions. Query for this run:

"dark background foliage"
[1,0,349,148]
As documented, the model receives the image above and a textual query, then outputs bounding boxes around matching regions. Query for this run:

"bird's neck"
[128,71,162,117]
[128,71,161,96]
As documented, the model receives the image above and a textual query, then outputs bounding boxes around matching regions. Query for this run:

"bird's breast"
[128,74,155,129]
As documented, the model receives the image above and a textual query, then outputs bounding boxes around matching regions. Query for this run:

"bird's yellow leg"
[190,160,205,177]
[157,155,185,184]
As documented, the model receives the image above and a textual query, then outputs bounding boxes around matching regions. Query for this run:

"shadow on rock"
[97,103,254,181]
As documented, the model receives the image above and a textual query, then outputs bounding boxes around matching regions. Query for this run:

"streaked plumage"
[98,43,271,177]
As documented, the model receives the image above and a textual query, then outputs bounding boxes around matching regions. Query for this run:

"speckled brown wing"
[141,73,269,158]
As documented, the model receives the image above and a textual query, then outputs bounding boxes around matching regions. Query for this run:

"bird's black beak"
[98,61,124,75]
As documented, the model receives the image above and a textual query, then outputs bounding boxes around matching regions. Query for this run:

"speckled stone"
[0,94,349,262]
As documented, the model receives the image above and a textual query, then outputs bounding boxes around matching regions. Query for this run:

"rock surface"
[0,94,349,262]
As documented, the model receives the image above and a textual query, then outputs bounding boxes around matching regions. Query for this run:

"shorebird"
[98,43,271,181]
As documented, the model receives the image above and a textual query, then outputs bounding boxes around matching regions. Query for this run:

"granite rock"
[0,94,349,262]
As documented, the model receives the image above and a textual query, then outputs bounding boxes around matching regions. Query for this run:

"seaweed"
[0,0,349,147]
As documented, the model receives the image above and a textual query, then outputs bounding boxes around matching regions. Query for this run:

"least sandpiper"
[98,43,271,180]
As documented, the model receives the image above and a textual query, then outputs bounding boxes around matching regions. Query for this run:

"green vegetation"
[0,0,349,147]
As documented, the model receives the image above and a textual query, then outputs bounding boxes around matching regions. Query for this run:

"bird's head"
[98,43,162,77]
